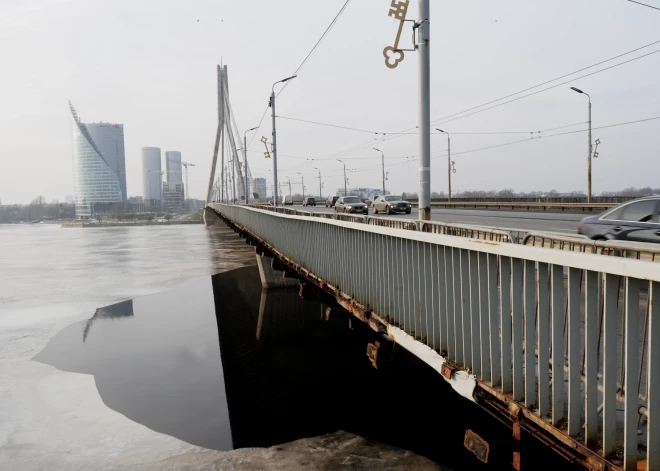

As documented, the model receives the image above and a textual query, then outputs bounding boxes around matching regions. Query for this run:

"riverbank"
[62,220,202,228]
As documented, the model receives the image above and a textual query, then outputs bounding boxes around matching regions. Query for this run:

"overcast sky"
[1,0,659,204]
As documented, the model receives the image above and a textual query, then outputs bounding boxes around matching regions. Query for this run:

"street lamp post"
[297,172,305,200]
[270,75,297,205]
[373,148,385,194]
[436,129,451,201]
[570,87,593,203]
[313,167,322,199]
[243,126,259,204]
[337,159,347,196]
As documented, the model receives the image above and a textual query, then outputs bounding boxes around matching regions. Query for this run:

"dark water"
[35,264,513,469]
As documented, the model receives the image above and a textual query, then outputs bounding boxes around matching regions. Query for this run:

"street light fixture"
[570,87,593,203]
[436,129,452,202]
[337,159,347,196]
[243,126,259,204]
[373,148,386,195]
[297,172,305,200]
[270,75,297,206]
[313,167,322,200]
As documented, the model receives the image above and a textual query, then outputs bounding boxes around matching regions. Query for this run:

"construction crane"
[181,161,195,203]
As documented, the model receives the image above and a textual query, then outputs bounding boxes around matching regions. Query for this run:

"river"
[0,220,499,470]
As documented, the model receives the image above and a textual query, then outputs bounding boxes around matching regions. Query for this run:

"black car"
[335,196,368,214]
[578,196,660,244]
[325,196,339,207]
[302,197,316,207]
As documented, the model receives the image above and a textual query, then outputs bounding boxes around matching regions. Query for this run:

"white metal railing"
[211,203,660,470]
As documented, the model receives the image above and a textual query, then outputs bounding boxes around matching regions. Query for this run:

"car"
[335,196,368,214]
[282,195,294,206]
[578,196,660,244]
[372,195,411,215]
[325,196,339,207]
[302,197,316,207]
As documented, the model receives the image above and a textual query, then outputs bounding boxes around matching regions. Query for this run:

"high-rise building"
[165,151,182,184]
[162,182,185,213]
[141,147,162,205]
[86,123,127,201]
[253,178,267,200]
[69,102,124,219]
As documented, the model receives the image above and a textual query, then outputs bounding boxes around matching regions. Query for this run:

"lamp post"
[373,148,386,194]
[243,126,259,204]
[337,159,347,196]
[313,167,322,199]
[436,129,451,201]
[297,172,305,200]
[270,75,297,205]
[570,87,593,203]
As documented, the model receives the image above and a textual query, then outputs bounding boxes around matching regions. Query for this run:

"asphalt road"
[295,205,587,234]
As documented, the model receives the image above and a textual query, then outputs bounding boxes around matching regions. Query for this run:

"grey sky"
[1,0,659,204]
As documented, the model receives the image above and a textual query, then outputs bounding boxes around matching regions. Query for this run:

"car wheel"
[386,206,392,215]
[374,208,378,214]
[406,210,411,214]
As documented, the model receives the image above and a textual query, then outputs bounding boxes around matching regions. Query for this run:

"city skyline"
[1,0,659,205]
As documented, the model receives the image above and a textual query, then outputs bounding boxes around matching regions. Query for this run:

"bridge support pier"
[255,254,299,290]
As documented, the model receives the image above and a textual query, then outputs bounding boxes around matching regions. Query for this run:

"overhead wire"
[303,40,660,161]
[276,0,352,97]
[628,0,660,11]
[431,115,660,158]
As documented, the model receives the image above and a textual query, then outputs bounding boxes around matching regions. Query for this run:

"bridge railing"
[419,220,520,243]
[211,203,660,469]
[523,231,660,263]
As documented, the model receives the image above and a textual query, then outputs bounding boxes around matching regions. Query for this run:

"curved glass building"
[69,102,125,219]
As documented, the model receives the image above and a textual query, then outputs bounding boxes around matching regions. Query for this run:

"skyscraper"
[165,151,182,184]
[253,178,267,200]
[87,123,127,201]
[69,101,124,219]
[141,147,162,204]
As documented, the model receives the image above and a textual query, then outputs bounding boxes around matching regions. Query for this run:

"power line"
[628,0,660,11]
[277,0,352,97]
[312,40,660,161]
[431,115,660,158]
[432,48,660,127]
[431,39,660,126]
[246,105,270,149]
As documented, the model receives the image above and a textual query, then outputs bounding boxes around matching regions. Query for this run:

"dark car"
[335,196,368,214]
[372,195,411,214]
[302,197,316,207]
[578,196,660,244]
[325,196,339,207]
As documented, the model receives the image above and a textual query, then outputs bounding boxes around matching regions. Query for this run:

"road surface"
[293,205,586,234]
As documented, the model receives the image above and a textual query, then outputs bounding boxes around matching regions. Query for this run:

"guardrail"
[210,203,660,470]
[419,220,520,243]
[247,204,660,262]
[522,231,660,263]
[410,201,615,212]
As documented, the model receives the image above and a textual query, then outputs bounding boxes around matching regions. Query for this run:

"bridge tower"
[206,65,252,204]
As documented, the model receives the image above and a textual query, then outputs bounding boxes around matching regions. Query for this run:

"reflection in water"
[35,264,510,469]
[82,300,134,342]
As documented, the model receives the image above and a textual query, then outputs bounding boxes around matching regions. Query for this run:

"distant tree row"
[0,196,75,223]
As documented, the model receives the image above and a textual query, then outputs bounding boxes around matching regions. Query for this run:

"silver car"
[335,196,368,214]
[372,195,411,215]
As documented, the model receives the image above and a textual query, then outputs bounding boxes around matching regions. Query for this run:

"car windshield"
[343,197,361,203]
[384,196,402,201]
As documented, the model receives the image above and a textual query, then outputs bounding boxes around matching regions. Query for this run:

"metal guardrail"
[249,204,660,262]
[368,216,419,231]
[523,231,660,263]
[211,203,660,470]
[419,220,519,243]
[410,201,615,212]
